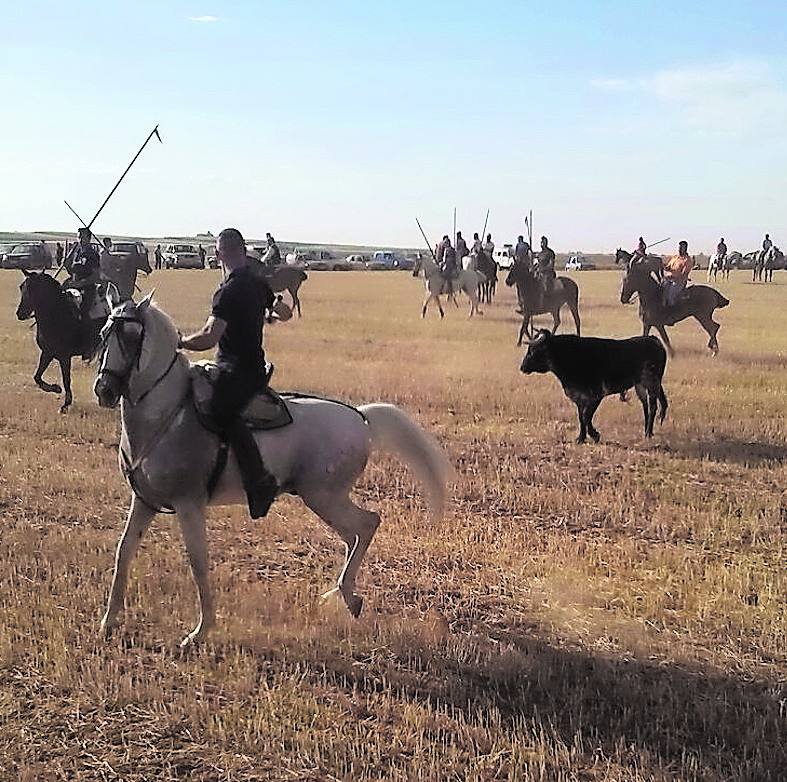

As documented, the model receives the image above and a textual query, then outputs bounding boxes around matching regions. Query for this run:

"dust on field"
[0,269,785,781]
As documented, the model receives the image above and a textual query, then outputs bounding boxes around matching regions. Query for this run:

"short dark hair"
[218,227,245,254]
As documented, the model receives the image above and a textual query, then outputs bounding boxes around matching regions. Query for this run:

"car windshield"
[173,245,196,253]
[112,243,135,252]
[10,243,37,255]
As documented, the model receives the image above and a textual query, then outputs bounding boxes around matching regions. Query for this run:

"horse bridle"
[97,313,178,406]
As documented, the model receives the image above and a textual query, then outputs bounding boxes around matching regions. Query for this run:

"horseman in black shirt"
[64,227,102,358]
[178,227,278,518]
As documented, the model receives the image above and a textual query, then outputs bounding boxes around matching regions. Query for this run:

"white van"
[493,245,515,269]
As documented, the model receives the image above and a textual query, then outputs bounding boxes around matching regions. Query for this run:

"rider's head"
[78,227,91,247]
[473,232,479,240]
[765,233,770,240]
[486,234,492,242]
[720,237,725,243]
[266,232,274,244]
[216,227,247,272]
[540,236,548,248]
[679,240,688,255]
[456,231,462,239]
[518,235,524,243]
[103,237,112,250]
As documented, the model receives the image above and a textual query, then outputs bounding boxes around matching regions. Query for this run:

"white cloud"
[591,61,787,134]
[189,15,219,23]
[589,78,633,92]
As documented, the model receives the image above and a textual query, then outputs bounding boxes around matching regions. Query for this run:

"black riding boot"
[227,419,278,519]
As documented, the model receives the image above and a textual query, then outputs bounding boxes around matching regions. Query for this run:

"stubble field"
[0,268,785,781]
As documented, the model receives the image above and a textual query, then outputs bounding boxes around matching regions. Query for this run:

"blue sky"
[2,1,786,251]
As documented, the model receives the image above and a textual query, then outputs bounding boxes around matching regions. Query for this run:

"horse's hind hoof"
[345,593,363,618]
[59,404,70,414]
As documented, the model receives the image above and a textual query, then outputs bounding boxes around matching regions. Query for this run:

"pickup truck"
[565,255,596,271]
[164,244,203,269]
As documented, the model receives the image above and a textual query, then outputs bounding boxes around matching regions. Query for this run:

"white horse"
[412,253,486,318]
[94,294,452,647]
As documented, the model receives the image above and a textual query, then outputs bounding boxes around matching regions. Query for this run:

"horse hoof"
[345,593,363,618]
[51,384,62,394]
[99,615,117,640]
[59,404,70,414]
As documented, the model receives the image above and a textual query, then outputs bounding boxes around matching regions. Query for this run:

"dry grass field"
[0,268,785,781]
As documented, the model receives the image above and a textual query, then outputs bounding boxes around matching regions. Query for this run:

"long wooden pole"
[480,209,489,244]
[87,124,162,229]
[453,207,457,244]
[415,218,438,262]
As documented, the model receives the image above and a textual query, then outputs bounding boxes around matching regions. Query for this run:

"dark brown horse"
[256,264,308,317]
[473,251,498,304]
[505,263,581,346]
[16,271,83,412]
[617,249,729,356]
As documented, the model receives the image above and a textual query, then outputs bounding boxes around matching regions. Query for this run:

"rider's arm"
[179,315,226,351]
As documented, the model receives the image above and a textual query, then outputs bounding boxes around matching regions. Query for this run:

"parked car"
[1,242,53,270]
[367,250,401,270]
[396,255,417,271]
[163,244,203,269]
[110,241,151,272]
[565,255,596,271]
[493,245,515,269]
[345,254,370,269]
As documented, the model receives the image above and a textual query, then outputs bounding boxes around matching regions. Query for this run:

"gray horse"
[94,295,452,647]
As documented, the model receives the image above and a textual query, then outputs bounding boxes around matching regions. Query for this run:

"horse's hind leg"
[696,314,720,355]
[100,495,157,639]
[551,307,561,334]
[34,351,60,394]
[305,491,380,617]
[290,287,302,317]
[655,325,674,357]
[57,357,73,413]
[175,500,214,647]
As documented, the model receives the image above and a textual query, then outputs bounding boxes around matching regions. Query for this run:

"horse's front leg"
[101,494,157,639]
[34,351,60,394]
[175,500,214,647]
[57,357,73,413]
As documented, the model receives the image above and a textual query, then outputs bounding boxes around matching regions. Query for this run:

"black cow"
[520,330,668,443]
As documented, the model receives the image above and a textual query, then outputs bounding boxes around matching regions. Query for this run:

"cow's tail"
[658,385,669,424]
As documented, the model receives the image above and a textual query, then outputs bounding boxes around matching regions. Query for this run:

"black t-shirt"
[211,265,275,372]
[72,244,100,280]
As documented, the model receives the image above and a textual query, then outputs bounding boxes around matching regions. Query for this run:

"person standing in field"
[177,227,279,518]
[198,244,207,268]
[55,242,64,267]
[663,240,694,306]
[154,244,163,269]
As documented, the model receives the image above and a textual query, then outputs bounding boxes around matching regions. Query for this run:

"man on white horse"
[441,237,458,294]
[716,237,727,264]
[178,227,278,518]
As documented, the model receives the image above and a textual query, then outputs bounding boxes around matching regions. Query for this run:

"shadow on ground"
[657,437,787,466]
[221,624,786,781]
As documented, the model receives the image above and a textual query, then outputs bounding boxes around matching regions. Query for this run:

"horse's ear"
[136,289,155,313]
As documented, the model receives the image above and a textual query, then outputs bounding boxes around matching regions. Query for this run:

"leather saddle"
[191,361,293,432]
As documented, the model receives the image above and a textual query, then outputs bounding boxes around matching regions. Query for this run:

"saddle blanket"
[191,362,293,431]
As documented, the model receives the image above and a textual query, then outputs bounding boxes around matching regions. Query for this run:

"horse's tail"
[715,290,730,308]
[359,403,454,520]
